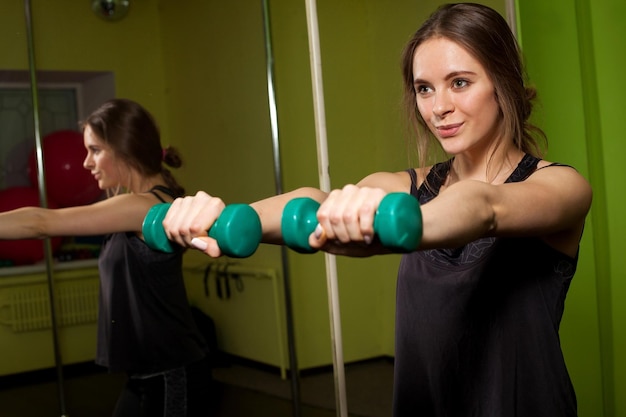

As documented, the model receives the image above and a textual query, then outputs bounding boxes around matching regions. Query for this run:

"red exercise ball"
[0,186,63,265]
[28,130,102,208]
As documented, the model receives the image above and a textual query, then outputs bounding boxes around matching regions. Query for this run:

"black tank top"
[96,186,206,373]
[393,154,578,416]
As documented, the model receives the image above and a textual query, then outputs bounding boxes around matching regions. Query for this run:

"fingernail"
[364,235,372,245]
[191,238,208,251]
[314,224,323,239]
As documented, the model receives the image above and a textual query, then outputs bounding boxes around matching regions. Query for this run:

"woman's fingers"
[190,236,223,257]
[315,185,385,246]
[163,191,225,255]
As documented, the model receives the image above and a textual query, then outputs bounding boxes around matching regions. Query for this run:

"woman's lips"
[436,123,462,138]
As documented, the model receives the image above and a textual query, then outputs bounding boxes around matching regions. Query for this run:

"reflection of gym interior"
[0,0,621,416]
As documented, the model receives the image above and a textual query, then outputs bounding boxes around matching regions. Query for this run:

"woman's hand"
[163,191,226,257]
[309,184,388,255]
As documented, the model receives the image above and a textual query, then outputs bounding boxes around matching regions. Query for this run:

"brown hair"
[401,3,546,169]
[82,98,185,197]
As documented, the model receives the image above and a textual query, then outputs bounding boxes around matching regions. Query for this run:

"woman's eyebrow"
[413,70,477,86]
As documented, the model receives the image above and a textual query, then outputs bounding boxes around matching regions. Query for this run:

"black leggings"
[112,358,215,417]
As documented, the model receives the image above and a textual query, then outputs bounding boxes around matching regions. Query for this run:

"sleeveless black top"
[96,186,207,374]
[394,154,578,416]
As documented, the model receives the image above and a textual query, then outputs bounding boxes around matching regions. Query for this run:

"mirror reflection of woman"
[0,98,214,417]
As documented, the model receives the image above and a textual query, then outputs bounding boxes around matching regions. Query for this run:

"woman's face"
[412,37,501,156]
[83,125,126,190]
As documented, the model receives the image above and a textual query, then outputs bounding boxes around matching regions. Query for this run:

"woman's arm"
[311,165,591,258]
[0,193,160,240]
[162,165,591,259]
[417,165,592,256]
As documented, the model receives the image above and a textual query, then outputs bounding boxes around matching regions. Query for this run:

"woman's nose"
[83,154,92,170]
[432,91,454,118]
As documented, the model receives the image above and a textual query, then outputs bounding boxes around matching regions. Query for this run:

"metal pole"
[304,1,348,416]
[23,1,69,416]
[261,1,302,416]
[505,0,518,39]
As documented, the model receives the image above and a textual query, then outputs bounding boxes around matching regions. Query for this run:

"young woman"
[162,4,592,416]
[0,98,213,416]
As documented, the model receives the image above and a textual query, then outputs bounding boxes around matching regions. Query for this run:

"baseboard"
[220,353,394,378]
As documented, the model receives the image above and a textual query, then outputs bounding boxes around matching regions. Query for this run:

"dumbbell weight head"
[142,203,173,252]
[207,204,263,258]
[281,197,320,253]
[142,203,262,258]
[373,192,422,252]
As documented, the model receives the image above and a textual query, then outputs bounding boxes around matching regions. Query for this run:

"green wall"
[517,0,625,415]
[26,1,168,133]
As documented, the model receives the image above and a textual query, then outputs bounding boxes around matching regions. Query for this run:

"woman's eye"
[453,79,469,88]
[416,85,433,95]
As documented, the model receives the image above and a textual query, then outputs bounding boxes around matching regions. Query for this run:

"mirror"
[0,1,300,416]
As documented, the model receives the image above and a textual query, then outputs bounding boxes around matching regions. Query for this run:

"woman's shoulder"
[532,159,587,181]
[357,170,414,193]
[526,159,592,208]
[534,154,584,171]
[406,159,452,191]
[536,159,565,169]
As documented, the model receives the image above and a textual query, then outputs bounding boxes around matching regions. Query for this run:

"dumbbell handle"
[281,192,422,253]
[142,203,262,258]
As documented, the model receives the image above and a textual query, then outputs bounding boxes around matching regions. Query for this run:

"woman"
[163,4,592,416]
[0,98,213,416]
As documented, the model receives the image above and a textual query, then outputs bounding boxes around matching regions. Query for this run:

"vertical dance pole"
[505,0,518,39]
[261,1,302,416]
[304,1,348,416]
[24,1,69,416]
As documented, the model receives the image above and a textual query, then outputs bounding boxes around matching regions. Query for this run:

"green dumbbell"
[142,203,262,258]
[281,192,422,254]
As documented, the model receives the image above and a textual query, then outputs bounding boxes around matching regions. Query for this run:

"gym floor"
[0,356,393,417]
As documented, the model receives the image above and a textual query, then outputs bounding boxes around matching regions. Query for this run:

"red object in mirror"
[28,130,102,208]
